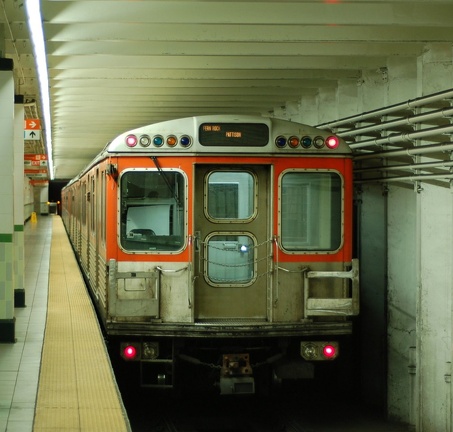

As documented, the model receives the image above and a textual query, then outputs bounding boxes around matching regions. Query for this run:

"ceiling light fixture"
[25,0,54,180]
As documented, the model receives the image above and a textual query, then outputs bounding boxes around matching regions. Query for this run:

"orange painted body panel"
[100,154,353,264]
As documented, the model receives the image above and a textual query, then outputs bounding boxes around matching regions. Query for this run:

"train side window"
[206,171,255,221]
[279,171,342,252]
[119,170,186,252]
[81,182,87,226]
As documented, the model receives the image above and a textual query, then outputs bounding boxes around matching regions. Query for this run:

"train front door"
[193,165,271,321]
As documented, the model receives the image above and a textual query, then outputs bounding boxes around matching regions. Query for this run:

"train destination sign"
[199,123,269,146]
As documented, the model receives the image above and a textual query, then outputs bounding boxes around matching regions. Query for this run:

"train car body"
[61,115,359,394]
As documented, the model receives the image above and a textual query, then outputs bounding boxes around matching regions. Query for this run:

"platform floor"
[0,216,130,432]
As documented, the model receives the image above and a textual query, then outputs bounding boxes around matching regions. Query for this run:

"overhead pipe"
[350,124,453,150]
[356,173,453,184]
[355,160,453,174]
[335,107,453,138]
[317,88,453,130]
[355,142,453,161]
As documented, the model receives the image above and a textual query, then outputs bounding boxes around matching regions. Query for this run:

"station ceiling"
[2,0,453,181]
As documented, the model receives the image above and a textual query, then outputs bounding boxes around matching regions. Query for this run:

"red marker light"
[325,136,339,149]
[126,134,138,147]
[323,344,336,359]
[123,345,137,360]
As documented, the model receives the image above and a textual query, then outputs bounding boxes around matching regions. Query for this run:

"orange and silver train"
[61,115,359,394]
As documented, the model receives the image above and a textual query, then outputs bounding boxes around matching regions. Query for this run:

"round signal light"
[325,136,340,149]
[301,136,312,148]
[323,344,337,359]
[313,136,325,149]
[153,135,164,147]
[180,135,192,147]
[166,135,177,147]
[288,136,299,148]
[123,345,137,360]
[275,136,287,148]
[139,134,151,147]
[125,134,138,147]
[302,343,318,360]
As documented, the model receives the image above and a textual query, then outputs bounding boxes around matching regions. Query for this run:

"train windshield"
[119,170,185,252]
[280,171,342,251]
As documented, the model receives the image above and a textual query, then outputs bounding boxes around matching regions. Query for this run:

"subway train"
[61,115,359,394]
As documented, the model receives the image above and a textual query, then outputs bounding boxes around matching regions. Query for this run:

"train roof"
[64,115,352,187]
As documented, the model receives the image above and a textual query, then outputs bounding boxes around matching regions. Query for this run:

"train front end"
[64,115,359,394]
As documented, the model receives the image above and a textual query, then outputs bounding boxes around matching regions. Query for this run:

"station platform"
[0,215,131,432]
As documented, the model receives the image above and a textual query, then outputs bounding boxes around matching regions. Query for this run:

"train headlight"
[142,342,159,360]
[323,344,337,359]
[301,343,318,360]
[300,341,339,361]
[121,342,141,361]
[125,134,138,147]
[325,136,340,149]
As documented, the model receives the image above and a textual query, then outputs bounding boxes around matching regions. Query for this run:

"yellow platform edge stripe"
[33,217,131,432]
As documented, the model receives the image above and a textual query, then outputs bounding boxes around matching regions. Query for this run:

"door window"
[206,234,256,286]
[206,171,256,221]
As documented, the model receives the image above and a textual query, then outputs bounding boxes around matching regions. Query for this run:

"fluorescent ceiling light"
[25,0,54,180]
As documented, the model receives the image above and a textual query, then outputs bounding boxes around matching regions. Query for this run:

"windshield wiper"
[150,156,182,208]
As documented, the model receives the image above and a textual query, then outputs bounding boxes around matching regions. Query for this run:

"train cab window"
[206,171,255,221]
[280,171,342,252]
[119,170,186,252]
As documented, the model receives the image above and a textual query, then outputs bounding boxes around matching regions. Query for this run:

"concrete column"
[416,185,452,432]
[14,97,25,307]
[385,56,418,426]
[0,58,15,342]
[354,71,389,409]
[386,186,417,424]
[415,43,453,432]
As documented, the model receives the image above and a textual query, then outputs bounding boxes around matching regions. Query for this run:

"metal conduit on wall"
[316,88,453,187]
[341,108,453,140]
[317,88,453,130]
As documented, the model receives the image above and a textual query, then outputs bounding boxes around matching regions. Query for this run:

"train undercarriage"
[109,329,355,395]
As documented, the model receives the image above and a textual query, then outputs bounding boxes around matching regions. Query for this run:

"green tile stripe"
[0,234,13,242]
[14,225,24,232]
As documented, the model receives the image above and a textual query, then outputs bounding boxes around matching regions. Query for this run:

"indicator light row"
[275,135,340,150]
[300,341,339,361]
[124,132,339,150]
[121,342,160,361]
[125,134,192,148]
